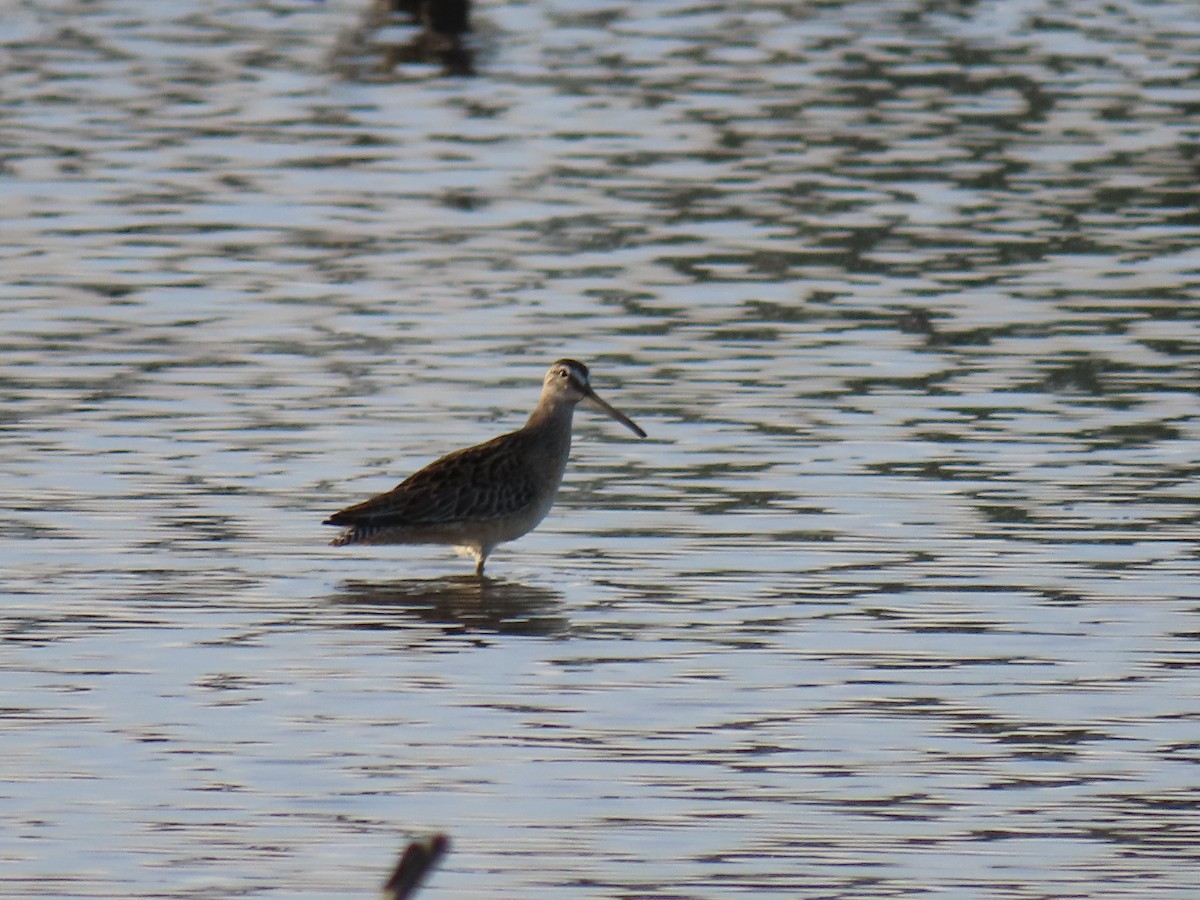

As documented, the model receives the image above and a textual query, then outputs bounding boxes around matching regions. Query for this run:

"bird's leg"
[474,546,492,578]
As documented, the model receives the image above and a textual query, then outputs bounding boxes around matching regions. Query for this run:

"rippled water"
[2,0,1199,897]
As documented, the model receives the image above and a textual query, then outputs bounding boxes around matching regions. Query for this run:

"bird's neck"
[525,395,575,435]
[518,398,575,508]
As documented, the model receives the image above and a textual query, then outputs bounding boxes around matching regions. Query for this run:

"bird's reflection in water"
[330,576,567,637]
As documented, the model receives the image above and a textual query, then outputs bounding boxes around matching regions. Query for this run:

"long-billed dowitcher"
[324,359,645,575]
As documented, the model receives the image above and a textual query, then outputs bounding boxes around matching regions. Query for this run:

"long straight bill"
[585,389,646,438]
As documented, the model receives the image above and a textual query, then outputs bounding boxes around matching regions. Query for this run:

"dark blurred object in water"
[334,0,473,78]
[416,0,470,36]
[381,834,450,900]
[387,0,470,35]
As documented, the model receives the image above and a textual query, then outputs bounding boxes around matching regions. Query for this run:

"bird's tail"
[329,530,359,546]
[324,514,366,546]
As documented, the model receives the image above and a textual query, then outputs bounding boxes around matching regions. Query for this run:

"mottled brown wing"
[325,432,538,529]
